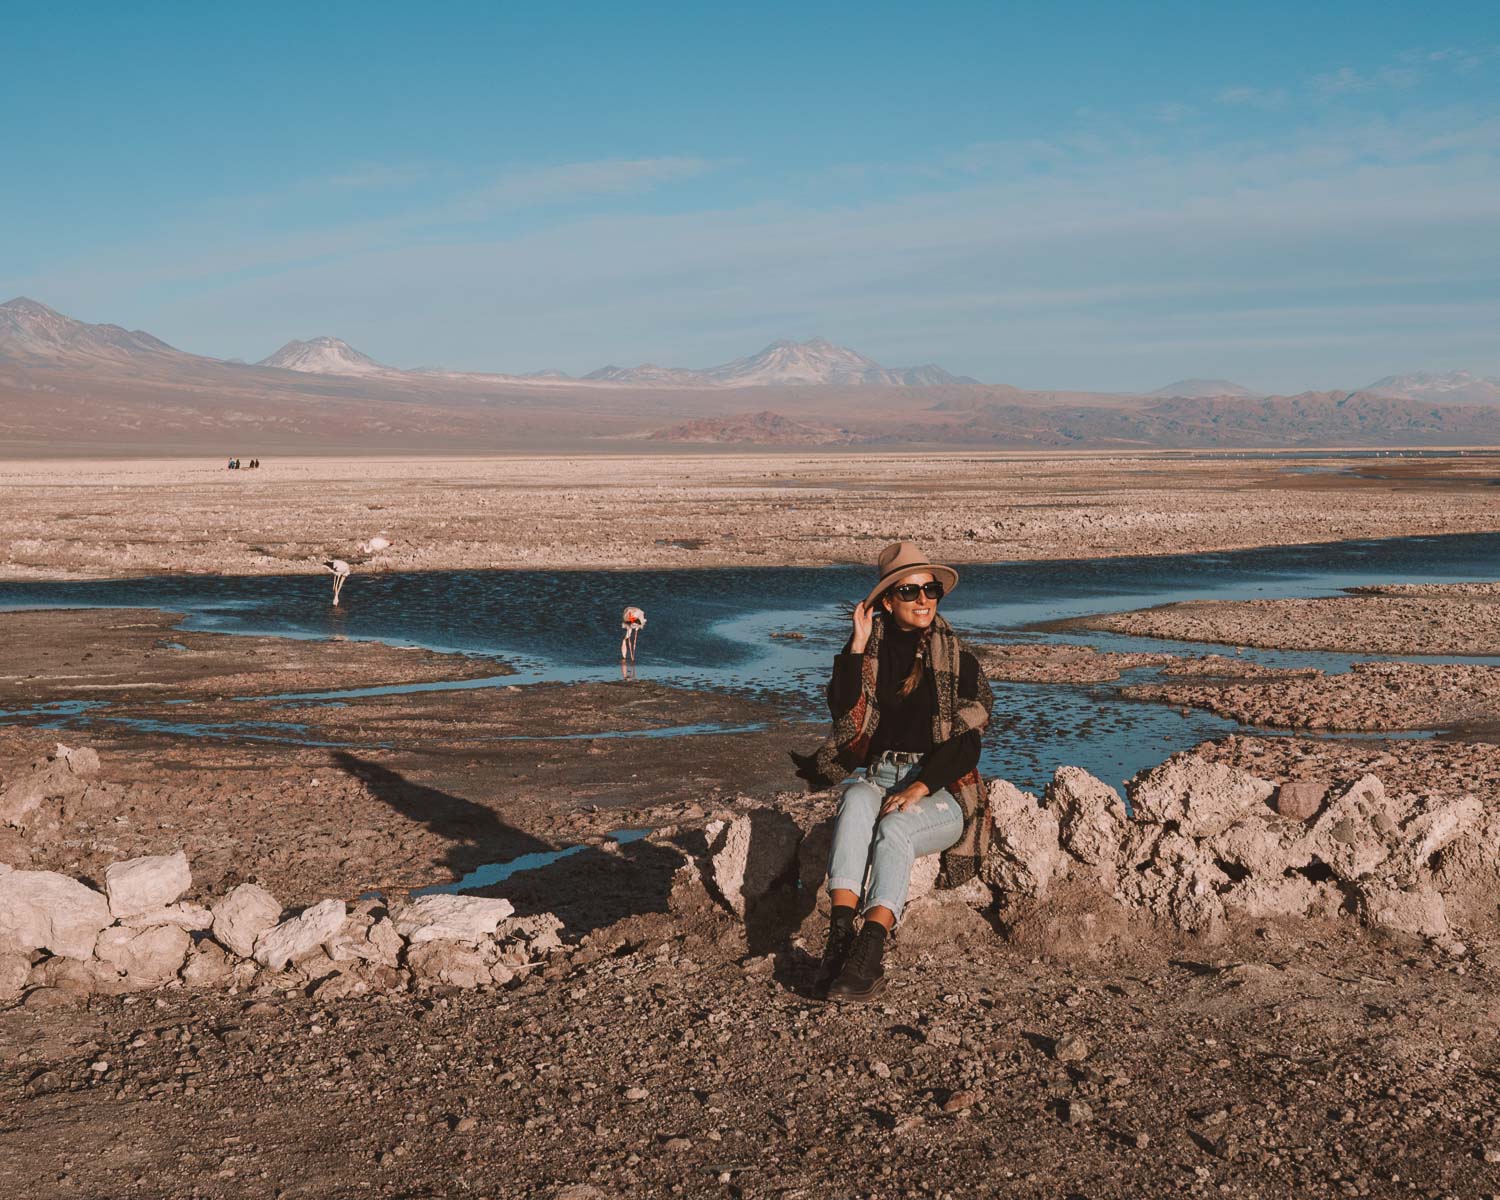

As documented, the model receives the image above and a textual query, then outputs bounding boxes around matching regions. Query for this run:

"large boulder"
[104,851,191,918]
[1204,816,1313,878]
[253,899,347,971]
[1306,776,1397,881]
[393,894,515,945]
[1388,794,1483,883]
[1356,880,1450,939]
[180,941,237,989]
[1274,780,1328,822]
[0,743,99,829]
[0,952,29,1003]
[494,912,565,955]
[1127,754,1274,838]
[980,779,1062,899]
[211,883,283,957]
[327,907,403,969]
[405,940,492,989]
[93,924,191,990]
[0,869,112,959]
[706,809,803,917]
[1046,767,1128,883]
[1116,831,1229,936]
[1222,874,1340,921]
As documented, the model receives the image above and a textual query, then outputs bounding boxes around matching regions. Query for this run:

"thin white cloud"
[445,156,718,219]
[1215,85,1289,110]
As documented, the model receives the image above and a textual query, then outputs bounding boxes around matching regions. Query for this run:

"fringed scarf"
[795,613,994,887]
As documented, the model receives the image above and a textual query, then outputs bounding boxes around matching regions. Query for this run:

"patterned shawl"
[797,613,994,887]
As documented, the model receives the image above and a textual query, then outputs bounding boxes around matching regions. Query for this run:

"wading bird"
[620,606,646,662]
[324,559,352,606]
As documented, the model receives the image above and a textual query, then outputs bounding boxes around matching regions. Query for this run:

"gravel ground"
[2,918,1498,1199]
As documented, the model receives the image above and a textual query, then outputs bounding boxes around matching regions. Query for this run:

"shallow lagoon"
[2,530,1498,794]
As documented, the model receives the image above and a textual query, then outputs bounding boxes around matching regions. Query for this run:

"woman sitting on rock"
[792,541,993,1002]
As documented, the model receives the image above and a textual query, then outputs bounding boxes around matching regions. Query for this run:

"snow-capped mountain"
[1363,371,1500,405]
[586,337,978,388]
[1148,378,1257,399]
[0,297,197,365]
[256,337,391,376]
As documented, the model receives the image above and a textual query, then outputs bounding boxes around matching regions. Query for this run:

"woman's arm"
[825,602,875,717]
[913,648,988,794]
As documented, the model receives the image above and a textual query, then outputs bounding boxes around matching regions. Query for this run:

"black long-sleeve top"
[826,623,983,794]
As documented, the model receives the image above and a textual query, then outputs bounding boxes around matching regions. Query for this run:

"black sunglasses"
[888,581,945,602]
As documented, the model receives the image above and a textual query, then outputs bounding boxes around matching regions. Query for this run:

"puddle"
[417,827,653,896]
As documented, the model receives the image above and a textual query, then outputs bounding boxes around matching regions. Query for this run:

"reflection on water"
[2,531,1498,793]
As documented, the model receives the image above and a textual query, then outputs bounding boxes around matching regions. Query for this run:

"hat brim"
[865,563,959,608]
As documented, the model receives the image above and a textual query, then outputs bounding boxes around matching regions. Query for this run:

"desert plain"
[1,449,1499,1199]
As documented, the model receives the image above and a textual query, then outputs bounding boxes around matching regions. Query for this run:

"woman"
[793,541,993,1002]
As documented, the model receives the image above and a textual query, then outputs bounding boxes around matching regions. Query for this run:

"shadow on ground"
[331,751,554,883]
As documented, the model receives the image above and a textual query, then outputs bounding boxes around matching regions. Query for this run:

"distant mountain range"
[251,330,980,389]
[0,297,203,366]
[6,296,1500,453]
[1148,378,1259,399]
[585,337,978,388]
[1361,371,1500,405]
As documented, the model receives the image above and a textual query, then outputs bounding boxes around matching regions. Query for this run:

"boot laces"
[844,927,883,976]
[822,920,855,962]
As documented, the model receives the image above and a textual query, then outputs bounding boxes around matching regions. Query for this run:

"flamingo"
[360,535,390,555]
[620,606,646,662]
[324,559,352,606]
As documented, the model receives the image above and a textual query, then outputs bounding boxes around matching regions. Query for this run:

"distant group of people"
[226,457,261,470]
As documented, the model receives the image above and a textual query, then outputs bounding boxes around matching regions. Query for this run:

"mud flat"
[1067,580,1500,656]
[1128,661,1500,732]
[972,641,1176,683]
[4,451,1500,579]
[3,613,1500,1197]
[0,608,508,705]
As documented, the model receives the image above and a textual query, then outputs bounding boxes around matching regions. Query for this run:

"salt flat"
[2,450,1498,580]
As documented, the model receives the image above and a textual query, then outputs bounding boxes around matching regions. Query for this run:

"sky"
[2,0,1498,392]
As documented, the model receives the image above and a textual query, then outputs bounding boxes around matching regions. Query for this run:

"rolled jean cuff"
[825,876,865,895]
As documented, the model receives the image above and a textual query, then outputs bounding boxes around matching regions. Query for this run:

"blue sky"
[3,1,1497,391]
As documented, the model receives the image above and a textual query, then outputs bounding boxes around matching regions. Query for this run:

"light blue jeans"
[825,760,965,923]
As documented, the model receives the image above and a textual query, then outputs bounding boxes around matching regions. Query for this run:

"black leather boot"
[811,906,857,1000]
[826,922,887,1002]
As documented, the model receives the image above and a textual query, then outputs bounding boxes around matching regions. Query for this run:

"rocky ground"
[4,609,1500,1198]
[1069,582,1500,657]
[3,451,1500,579]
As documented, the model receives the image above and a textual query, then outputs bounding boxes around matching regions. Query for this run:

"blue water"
[2,530,1498,793]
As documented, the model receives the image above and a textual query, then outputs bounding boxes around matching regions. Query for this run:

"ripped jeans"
[825,759,965,923]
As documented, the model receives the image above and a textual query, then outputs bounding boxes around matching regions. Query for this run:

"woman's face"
[881,570,938,632]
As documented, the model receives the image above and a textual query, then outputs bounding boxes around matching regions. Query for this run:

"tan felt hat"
[864,540,959,607]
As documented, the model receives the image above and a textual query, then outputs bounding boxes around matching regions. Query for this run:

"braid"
[898,625,933,698]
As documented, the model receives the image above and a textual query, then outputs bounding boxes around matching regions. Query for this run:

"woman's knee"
[836,780,882,816]
[871,818,913,857]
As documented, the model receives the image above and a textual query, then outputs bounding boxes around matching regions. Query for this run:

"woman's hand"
[850,600,875,653]
[880,781,929,816]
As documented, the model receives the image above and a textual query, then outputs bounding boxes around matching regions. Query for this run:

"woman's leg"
[863,787,966,926]
[824,778,882,905]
